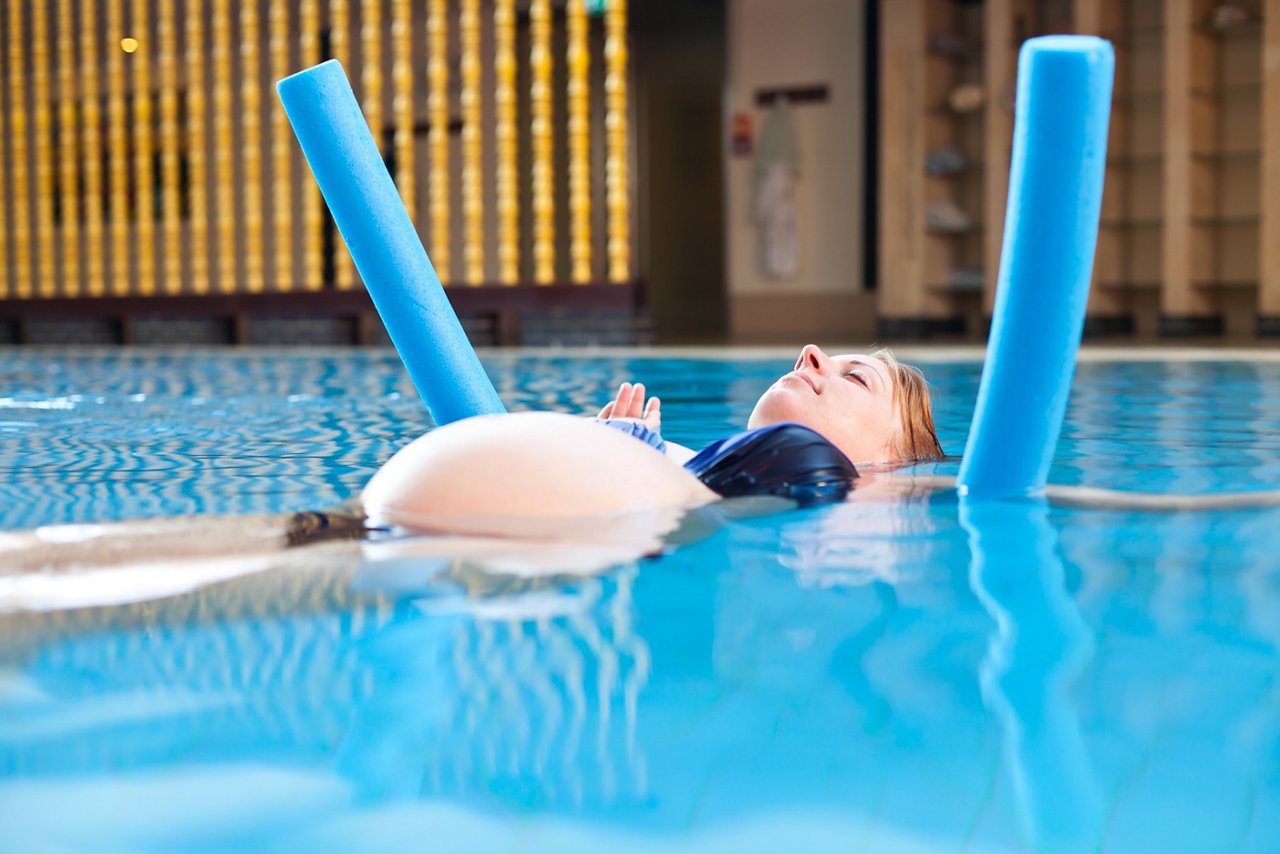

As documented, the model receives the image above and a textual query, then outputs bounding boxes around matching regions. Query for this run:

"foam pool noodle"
[277,60,505,425]
[957,37,1114,499]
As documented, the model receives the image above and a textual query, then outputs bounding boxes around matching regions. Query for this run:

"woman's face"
[748,344,901,463]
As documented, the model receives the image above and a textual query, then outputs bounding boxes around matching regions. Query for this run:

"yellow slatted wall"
[7,2,30,298]
[0,0,633,299]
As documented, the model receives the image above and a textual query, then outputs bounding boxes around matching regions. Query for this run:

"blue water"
[2,349,1279,851]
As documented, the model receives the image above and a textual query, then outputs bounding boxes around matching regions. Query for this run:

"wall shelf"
[1191,149,1262,161]
[1114,89,1166,104]
[1098,280,1161,291]
[1191,83,1262,99]
[926,225,984,236]
[927,280,986,294]
[1197,19,1263,38]
[1107,153,1165,166]
[1191,215,1261,227]
[1100,217,1164,228]
[1098,25,1167,52]
[1194,279,1259,289]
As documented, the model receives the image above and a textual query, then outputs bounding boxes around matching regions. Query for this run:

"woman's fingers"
[627,383,646,419]
[603,383,624,418]
[614,382,634,418]
[600,381,657,424]
[643,396,661,428]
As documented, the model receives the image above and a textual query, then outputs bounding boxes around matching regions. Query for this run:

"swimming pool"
[2,348,1278,851]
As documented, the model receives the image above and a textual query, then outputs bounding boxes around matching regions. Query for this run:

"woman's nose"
[798,344,829,372]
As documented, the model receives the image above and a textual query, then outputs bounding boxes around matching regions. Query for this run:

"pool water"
[2,349,1279,852]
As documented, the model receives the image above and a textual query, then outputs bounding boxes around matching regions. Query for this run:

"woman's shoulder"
[684,422,859,506]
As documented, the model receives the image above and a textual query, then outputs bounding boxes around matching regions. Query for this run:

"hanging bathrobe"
[753,98,802,280]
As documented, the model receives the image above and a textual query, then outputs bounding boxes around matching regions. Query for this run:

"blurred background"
[0,0,1274,346]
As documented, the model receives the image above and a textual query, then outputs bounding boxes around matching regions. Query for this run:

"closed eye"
[845,370,869,389]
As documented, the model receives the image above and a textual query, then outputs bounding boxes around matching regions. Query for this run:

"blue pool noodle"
[277,60,505,425]
[957,37,1114,499]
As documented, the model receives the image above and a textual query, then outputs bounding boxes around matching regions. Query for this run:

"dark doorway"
[863,0,879,292]
[632,0,728,343]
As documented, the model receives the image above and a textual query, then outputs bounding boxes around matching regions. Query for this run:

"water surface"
[1,350,1277,852]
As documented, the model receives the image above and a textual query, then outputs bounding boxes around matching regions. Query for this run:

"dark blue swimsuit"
[600,420,859,507]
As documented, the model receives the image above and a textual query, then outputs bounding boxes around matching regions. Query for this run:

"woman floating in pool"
[362,344,944,536]
[1,345,945,593]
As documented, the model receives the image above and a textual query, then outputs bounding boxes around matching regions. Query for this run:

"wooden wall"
[0,0,636,303]
[879,0,1280,340]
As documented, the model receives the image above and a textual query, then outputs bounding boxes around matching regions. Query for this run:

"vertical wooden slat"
[1163,0,1218,321]
[299,0,323,290]
[605,0,631,282]
[362,0,383,151]
[158,0,182,294]
[240,0,264,293]
[1074,0,1128,321]
[33,0,56,297]
[0,4,8,300]
[8,0,30,297]
[329,0,356,288]
[494,0,519,284]
[390,0,415,216]
[1262,0,1280,316]
[186,0,210,294]
[984,0,1015,316]
[427,0,451,282]
[107,0,131,296]
[269,2,293,291]
[878,0,926,317]
[0,5,7,299]
[8,1,33,298]
[360,0,383,295]
[330,0,350,75]
[156,0,181,294]
[530,0,555,283]
[211,0,236,293]
[133,0,155,295]
[461,0,484,283]
[57,0,81,298]
[82,0,105,297]
[566,0,591,283]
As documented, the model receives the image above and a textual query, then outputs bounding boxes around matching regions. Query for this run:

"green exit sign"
[584,0,607,16]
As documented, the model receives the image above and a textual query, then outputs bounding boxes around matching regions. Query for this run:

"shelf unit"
[1075,0,1157,332]
[1260,0,1280,328]
[878,0,1280,338]
[880,0,992,335]
[1159,0,1254,333]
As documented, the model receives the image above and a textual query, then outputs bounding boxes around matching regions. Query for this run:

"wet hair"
[869,347,945,462]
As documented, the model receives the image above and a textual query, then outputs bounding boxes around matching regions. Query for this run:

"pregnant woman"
[361,344,944,536]
[0,345,946,606]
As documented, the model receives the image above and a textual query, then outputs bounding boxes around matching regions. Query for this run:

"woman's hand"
[597,382,661,431]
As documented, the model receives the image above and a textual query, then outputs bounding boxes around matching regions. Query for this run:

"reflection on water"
[3,498,1280,850]
[774,481,946,589]
[342,566,651,807]
[963,499,1100,853]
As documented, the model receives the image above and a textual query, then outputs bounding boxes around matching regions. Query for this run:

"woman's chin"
[748,390,803,429]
